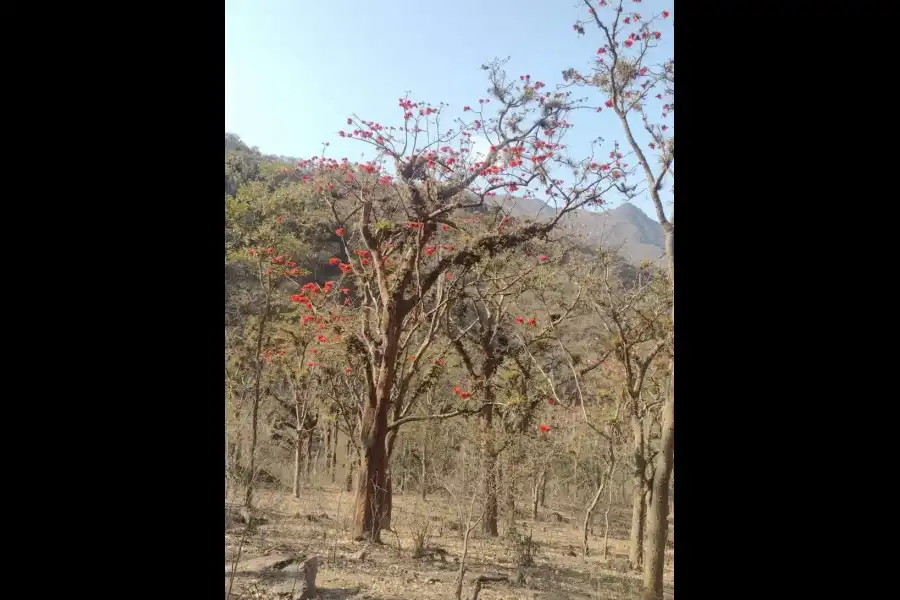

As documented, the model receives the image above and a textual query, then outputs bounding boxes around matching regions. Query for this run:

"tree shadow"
[314,588,363,599]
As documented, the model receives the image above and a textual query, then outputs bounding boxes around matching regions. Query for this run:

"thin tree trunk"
[293,436,303,498]
[582,459,616,560]
[381,427,400,531]
[420,428,427,501]
[642,372,674,600]
[325,420,333,483]
[537,469,547,507]
[629,412,647,569]
[480,399,498,536]
[292,404,303,497]
[331,420,339,483]
[305,430,314,479]
[602,478,614,559]
[244,305,268,509]
[345,438,355,492]
[572,449,579,506]
[531,471,540,520]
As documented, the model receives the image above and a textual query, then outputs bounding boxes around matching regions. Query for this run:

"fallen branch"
[472,574,509,600]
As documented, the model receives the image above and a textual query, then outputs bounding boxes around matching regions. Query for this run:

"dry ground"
[224,484,674,600]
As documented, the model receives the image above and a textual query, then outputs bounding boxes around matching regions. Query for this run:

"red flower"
[345,367,352,374]
[528,317,537,326]
[362,258,370,265]
[329,257,341,265]
[340,288,350,294]
[539,424,551,433]
[317,335,328,343]
[548,398,555,405]
[539,255,549,262]
[347,117,353,125]
[654,31,661,39]
[407,355,416,361]
[442,224,449,231]
[266,248,275,254]
[290,294,304,303]
[605,99,614,108]
[597,48,606,55]
[515,316,524,324]
[446,273,453,279]
[425,247,436,256]
[336,227,345,236]
[463,106,471,111]
[435,359,445,366]
[459,392,472,399]
[662,10,670,18]
[248,248,256,256]
[453,386,461,394]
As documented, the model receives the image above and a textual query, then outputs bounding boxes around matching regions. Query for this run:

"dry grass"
[224,484,673,600]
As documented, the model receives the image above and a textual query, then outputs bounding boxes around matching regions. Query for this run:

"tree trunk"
[305,430,315,479]
[642,373,674,600]
[480,400,498,536]
[629,412,647,569]
[381,470,393,532]
[330,420,338,483]
[293,435,302,498]
[582,459,615,559]
[572,449,579,506]
[531,468,545,520]
[538,469,547,507]
[602,479,614,558]
[352,425,389,541]
[420,428,428,501]
[243,307,268,509]
[325,420,333,483]
[352,345,395,543]
[381,427,400,531]
[345,438,355,492]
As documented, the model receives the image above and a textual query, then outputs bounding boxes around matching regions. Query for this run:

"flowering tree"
[291,58,629,542]
[445,220,581,536]
[565,2,674,596]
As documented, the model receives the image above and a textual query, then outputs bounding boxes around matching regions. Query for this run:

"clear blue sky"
[225,0,673,220]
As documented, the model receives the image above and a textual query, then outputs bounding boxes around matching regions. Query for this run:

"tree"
[566,2,674,595]
[297,58,625,542]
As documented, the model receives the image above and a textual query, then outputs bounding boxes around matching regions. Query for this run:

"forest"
[225,3,673,600]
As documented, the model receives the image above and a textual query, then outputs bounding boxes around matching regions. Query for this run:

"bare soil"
[224,485,674,600]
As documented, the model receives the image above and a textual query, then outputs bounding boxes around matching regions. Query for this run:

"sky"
[225,0,673,221]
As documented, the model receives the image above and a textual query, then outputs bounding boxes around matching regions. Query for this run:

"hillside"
[224,133,665,267]
[485,194,665,265]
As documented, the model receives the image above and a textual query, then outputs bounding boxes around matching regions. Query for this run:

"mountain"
[225,133,666,266]
[485,195,665,265]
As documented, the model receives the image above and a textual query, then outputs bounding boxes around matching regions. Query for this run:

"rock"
[226,506,268,527]
[225,553,297,575]
[349,549,368,561]
[270,556,320,599]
